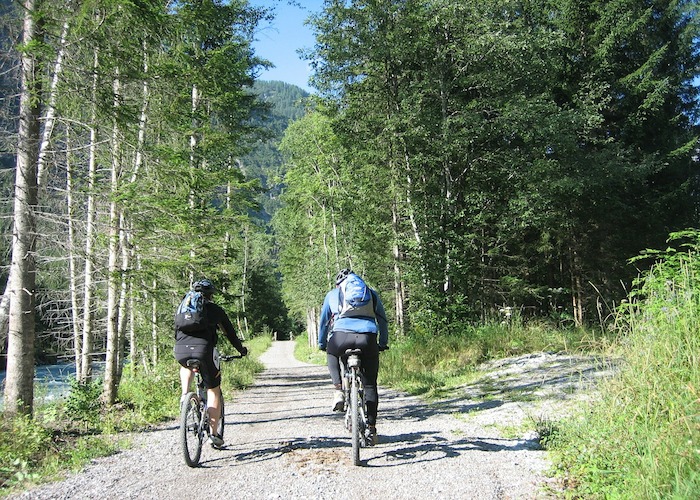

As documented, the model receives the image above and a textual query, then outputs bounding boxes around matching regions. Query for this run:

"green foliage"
[245,265,291,336]
[296,0,700,331]
[551,230,700,498]
[116,359,181,427]
[0,410,117,494]
[63,379,103,428]
[529,414,562,451]
[294,336,326,366]
[0,414,51,489]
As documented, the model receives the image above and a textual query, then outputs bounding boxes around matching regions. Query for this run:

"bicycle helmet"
[193,278,216,295]
[335,268,352,286]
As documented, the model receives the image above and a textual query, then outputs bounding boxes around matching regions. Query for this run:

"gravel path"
[13,342,615,499]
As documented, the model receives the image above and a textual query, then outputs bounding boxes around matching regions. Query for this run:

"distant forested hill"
[244,80,309,219]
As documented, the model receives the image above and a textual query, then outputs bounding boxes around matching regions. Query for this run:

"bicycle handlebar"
[220,354,244,361]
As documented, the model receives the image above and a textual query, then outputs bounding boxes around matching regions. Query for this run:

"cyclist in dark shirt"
[173,279,247,448]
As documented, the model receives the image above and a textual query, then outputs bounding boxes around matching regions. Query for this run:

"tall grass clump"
[551,230,700,498]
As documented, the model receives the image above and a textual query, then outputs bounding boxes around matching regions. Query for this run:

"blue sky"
[251,0,325,93]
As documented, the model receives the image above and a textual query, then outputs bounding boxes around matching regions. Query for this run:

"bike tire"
[180,392,203,467]
[350,369,361,466]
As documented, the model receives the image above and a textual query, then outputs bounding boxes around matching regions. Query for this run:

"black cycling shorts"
[173,342,221,389]
[327,330,379,358]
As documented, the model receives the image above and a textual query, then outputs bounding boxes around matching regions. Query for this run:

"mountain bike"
[340,348,370,466]
[179,354,241,467]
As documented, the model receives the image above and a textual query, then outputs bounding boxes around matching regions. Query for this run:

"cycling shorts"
[327,331,379,358]
[173,343,221,389]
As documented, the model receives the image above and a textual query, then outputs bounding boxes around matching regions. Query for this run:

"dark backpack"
[337,273,375,320]
[175,291,209,335]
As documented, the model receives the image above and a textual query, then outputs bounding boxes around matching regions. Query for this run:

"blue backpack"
[175,291,209,335]
[337,273,375,320]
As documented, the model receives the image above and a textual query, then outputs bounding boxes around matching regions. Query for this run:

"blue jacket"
[318,286,389,350]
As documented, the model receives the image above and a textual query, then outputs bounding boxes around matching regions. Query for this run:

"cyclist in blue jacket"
[318,269,389,445]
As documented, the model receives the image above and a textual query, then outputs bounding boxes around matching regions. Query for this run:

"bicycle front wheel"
[350,370,361,466]
[180,392,204,467]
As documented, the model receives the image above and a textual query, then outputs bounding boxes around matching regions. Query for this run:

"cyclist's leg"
[328,331,354,387]
[359,340,379,445]
[207,386,223,432]
[326,352,342,388]
[361,353,379,425]
[179,365,193,398]
[327,332,352,410]
[200,348,223,440]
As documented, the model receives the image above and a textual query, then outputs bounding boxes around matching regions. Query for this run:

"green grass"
[294,336,326,365]
[378,320,606,399]
[549,231,700,498]
[0,334,270,496]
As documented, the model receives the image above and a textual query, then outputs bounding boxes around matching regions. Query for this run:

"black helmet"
[335,268,351,285]
[193,278,216,295]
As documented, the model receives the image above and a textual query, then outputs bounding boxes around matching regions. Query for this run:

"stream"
[0,362,104,409]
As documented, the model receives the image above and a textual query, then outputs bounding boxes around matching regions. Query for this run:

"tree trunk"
[570,244,584,327]
[103,71,122,405]
[124,46,149,377]
[240,225,250,339]
[37,16,70,189]
[4,0,42,415]
[392,199,405,336]
[116,213,130,381]
[151,279,158,367]
[66,125,83,381]
[80,47,100,383]
[306,306,318,348]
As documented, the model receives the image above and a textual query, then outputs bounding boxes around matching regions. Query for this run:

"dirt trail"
[14,342,614,499]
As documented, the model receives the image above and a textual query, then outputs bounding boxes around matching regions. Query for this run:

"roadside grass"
[0,334,270,496]
[379,320,608,399]
[294,337,326,365]
[548,231,700,498]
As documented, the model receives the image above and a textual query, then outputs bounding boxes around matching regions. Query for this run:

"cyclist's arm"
[318,291,335,350]
[214,305,245,354]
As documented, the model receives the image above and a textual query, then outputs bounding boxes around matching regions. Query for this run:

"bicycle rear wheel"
[180,392,203,467]
[350,370,361,466]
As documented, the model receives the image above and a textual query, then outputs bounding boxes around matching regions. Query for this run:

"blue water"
[0,362,105,408]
